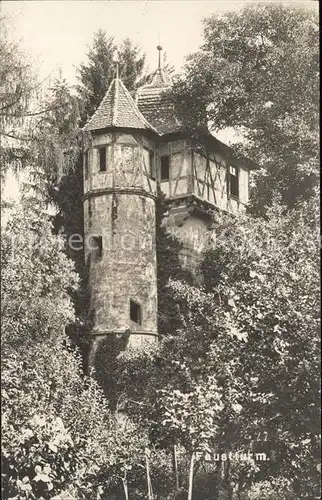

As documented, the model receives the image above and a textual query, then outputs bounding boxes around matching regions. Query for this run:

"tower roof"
[83,76,156,133]
[136,46,181,135]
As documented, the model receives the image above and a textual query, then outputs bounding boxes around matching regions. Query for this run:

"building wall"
[165,210,209,272]
[157,139,250,271]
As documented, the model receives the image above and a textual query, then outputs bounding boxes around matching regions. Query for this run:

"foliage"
[0,16,36,180]
[32,78,81,194]
[170,3,319,214]
[2,345,152,499]
[1,199,156,500]
[0,17,80,188]
[116,199,320,499]
[156,193,194,336]
[2,10,320,500]
[1,201,78,350]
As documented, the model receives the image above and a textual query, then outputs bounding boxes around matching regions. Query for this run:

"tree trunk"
[187,452,195,500]
[146,450,154,500]
[173,444,180,492]
[122,474,129,500]
[224,456,233,500]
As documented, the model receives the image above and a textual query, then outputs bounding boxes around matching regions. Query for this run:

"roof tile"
[136,69,181,134]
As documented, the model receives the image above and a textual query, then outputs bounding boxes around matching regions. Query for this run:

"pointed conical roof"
[83,77,156,132]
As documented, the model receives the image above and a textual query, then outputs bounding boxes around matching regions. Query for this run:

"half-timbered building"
[82,46,257,351]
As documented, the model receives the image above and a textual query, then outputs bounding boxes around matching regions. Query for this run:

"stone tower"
[82,69,159,359]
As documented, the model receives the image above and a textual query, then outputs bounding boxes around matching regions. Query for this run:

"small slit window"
[160,155,170,181]
[99,147,107,172]
[229,166,239,198]
[149,151,156,180]
[130,300,142,325]
[90,235,102,260]
[84,151,89,180]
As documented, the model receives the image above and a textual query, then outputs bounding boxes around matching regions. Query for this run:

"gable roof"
[83,77,156,133]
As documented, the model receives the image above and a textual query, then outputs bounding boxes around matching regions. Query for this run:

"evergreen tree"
[118,37,146,92]
[76,29,146,125]
[0,15,34,177]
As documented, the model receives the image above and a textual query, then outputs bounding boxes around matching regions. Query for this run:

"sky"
[2,0,314,85]
[1,0,316,202]
[2,0,247,84]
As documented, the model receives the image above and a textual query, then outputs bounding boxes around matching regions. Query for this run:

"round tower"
[82,71,158,363]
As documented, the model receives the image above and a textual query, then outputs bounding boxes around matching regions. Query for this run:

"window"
[84,151,89,180]
[160,155,170,181]
[112,195,118,220]
[149,151,156,180]
[99,147,107,172]
[144,148,156,180]
[130,299,142,325]
[89,235,102,260]
[229,166,239,197]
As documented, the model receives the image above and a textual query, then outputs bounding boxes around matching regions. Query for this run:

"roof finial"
[113,50,120,79]
[157,45,162,69]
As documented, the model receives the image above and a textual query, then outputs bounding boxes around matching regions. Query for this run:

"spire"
[138,46,172,90]
[157,45,162,69]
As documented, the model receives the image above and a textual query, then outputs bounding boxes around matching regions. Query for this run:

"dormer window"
[99,147,107,172]
[229,166,239,198]
[160,155,170,181]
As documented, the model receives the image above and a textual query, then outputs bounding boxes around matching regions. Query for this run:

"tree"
[162,50,175,77]
[0,16,41,180]
[118,37,147,93]
[170,3,319,215]
[115,198,320,499]
[0,17,75,184]
[1,199,78,351]
[33,78,81,191]
[1,197,156,500]
[77,29,146,125]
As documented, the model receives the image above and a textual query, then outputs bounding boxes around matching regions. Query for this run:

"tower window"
[89,235,102,260]
[229,166,239,197]
[84,151,89,180]
[149,151,156,180]
[130,299,142,325]
[99,147,107,172]
[160,155,170,181]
